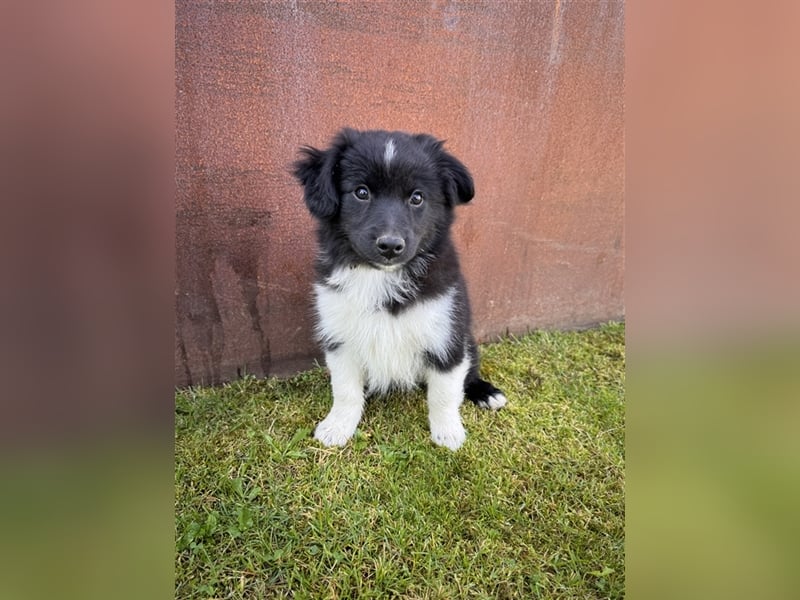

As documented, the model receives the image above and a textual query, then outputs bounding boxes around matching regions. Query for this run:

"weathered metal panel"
[175,1,625,386]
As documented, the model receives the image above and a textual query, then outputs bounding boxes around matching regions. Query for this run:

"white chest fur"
[314,266,455,393]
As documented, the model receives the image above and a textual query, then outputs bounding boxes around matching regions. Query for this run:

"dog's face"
[293,129,474,270]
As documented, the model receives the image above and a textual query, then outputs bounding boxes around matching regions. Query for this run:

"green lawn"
[175,322,625,599]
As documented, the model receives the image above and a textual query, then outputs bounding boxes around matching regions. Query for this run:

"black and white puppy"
[293,128,506,450]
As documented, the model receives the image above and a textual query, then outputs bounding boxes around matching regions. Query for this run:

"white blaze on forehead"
[383,138,396,168]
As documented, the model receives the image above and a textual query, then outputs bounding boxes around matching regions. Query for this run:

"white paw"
[430,421,467,451]
[486,393,507,410]
[475,392,508,410]
[314,413,359,447]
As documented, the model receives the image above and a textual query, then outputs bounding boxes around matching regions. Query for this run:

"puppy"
[293,128,506,450]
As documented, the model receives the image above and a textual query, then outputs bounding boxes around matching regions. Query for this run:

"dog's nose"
[376,235,406,259]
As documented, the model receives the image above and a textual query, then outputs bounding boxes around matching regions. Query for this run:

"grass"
[175,322,625,599]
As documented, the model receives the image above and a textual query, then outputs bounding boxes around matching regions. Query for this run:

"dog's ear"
[438,150,475,206]
[292,129,359,219]
[416,134,475,206]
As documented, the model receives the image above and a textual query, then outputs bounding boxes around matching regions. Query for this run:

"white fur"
[313,265,468,450]
[487,393,508,409]
[315,266,455,393]
[313,349,365,446]
[383,138,396,168]
[426,356,470,450]
[476,392,508,410]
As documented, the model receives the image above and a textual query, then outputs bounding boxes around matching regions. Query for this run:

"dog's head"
[293,128,474,270]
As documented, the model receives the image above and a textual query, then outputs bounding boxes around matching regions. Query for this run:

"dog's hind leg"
[464,342,508,410]
[465,377,508,410]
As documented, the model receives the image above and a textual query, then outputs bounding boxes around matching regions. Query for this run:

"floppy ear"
[292,145,339,219]
[438,150,475,206]
[415,134,475,206]
[292,129,358,219]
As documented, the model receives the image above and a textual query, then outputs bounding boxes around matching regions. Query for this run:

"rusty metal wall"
[175,1,625,387]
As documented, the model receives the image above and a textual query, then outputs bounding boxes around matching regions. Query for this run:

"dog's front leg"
[426,357,470,451]
[314,348,365,447]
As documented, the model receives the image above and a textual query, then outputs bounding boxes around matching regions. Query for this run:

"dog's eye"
[353,186,370,201]
[409,190,424,206]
